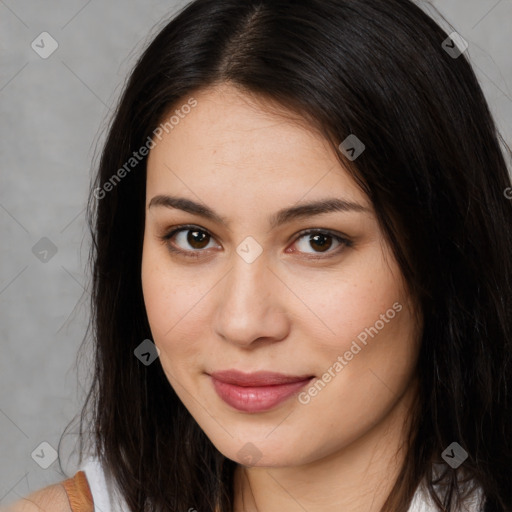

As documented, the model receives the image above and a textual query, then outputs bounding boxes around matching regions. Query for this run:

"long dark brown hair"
[58,0,512,510]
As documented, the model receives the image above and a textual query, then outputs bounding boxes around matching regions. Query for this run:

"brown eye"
[305,233,333,252]
[160,225,351,261]
[291,229,351,257]
[184,229,210,249]
[161,225,219,258]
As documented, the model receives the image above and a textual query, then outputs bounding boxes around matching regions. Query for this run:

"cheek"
[293,260,417,453]
[295,247,419,418]
[298,247,408,358]
[298,254,418,419]
[141,243,213,365]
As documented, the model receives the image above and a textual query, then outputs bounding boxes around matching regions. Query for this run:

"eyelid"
[158,224,352,259]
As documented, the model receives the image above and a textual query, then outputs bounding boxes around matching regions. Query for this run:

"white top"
[79,457,129,512]
[78,457,484,512]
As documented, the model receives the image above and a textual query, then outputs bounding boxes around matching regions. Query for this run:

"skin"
[141,83,422,512]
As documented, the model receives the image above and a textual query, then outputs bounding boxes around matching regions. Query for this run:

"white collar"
[407,477,484,512]
[79,456,484,512]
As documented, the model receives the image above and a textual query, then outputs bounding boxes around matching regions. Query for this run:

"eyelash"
[158,224,353,261]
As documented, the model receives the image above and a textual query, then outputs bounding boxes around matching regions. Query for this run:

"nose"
[213,253,290,348]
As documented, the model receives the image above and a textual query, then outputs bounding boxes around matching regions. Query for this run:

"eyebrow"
[148,194,370,230]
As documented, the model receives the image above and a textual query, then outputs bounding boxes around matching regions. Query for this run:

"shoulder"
[1,482,71,512]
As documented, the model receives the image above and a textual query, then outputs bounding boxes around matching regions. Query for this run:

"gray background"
[1,0,511,505]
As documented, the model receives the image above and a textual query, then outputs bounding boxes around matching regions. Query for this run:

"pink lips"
[209,370,314,413]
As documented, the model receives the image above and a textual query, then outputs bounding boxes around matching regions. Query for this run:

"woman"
[6,0,512,511]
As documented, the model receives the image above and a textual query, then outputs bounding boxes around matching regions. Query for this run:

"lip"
[209,370,314,413]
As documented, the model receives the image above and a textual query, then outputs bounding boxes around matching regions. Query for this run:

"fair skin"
[2,483,71,511]
[141,83,421,512]
[5,82,419,512]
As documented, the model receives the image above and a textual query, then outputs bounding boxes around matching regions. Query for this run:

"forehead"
[146,84,369,209]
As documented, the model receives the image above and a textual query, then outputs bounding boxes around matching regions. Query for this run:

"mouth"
[208,370,315,413]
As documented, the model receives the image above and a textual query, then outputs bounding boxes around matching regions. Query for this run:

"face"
[141,83,420,468]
